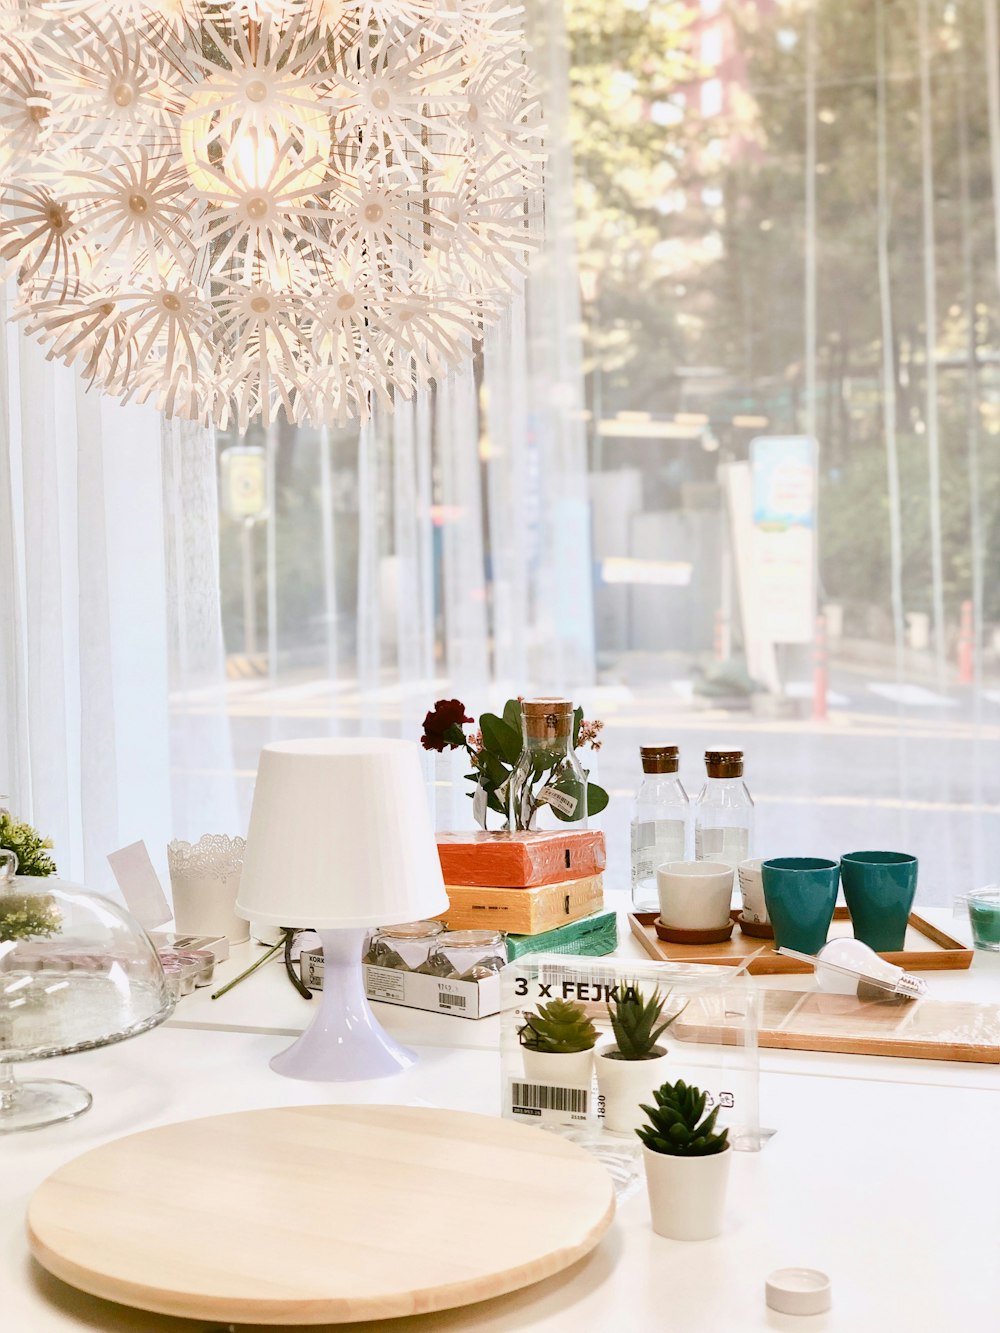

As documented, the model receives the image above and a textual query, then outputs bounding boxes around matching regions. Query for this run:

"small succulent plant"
[518,997,598,1054]
[606,981,682,1061]
[636,1080,730,1157]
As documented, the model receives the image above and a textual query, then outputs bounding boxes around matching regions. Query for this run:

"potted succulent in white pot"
[596,982,680,1133]
[637,1079,731,1241]
[519,998,598,1088]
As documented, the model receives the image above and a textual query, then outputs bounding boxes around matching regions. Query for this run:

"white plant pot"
[521,1046,594,1089]
[596,1044,671,1134]
[643,1143,731,1241]
[656,861,734,930]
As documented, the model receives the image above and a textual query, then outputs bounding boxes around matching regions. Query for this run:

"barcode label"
[511,1082,589,1117]
[439,992,466,1009]
[538,786,579,818]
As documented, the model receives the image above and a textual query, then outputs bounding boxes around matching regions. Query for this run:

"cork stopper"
[521,697,574,739]
[640,745,678,774]
[705,749,744,779]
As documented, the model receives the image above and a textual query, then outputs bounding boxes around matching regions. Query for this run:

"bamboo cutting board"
[27,1105,615,1326]
[675,989,1000,1064]
[629,907,973,974]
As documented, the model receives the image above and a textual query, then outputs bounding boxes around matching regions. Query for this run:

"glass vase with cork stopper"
[694,749,754,872]
[508,698,589,832]
[630,745,690,912]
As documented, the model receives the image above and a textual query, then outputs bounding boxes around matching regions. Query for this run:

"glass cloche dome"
[0,850,174,1133]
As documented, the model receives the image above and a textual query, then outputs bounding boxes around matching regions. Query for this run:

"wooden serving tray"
[674,989,1000,1064]
[27,1105,615,1325]
[629,906,973,975]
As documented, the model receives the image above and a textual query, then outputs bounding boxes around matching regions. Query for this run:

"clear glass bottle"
[694,749,754,872]
[509,698,588,831]
[630,745,689,912]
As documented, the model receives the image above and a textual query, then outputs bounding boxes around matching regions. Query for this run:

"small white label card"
[473,781,488,827]
[107,841,171,930]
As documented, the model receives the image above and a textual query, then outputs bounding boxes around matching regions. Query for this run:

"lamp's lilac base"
[270,929,416,1082]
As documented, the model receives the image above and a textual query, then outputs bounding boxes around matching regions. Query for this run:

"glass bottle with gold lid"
[694,749,754,872]
[630,745,689,912]
[508,698,588,831]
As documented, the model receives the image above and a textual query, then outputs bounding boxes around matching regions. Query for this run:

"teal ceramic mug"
[761,857,840,955]
[840,851,918,952]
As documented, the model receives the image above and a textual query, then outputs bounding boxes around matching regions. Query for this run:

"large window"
[180,0,1000,901]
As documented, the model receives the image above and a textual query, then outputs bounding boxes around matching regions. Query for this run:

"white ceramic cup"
[656,860,734,930]
[737,857,767,924]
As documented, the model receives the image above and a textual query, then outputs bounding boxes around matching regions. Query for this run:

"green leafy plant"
[605,981,684,1061]
[518,998,599,1054]
[0,810,57,878]
[0,893,62,943]
[420,696,609,829]
[637,1080,729,1157]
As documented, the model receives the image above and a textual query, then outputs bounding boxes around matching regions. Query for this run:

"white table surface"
[4,896,999,1333]
[4,1025,999,1333]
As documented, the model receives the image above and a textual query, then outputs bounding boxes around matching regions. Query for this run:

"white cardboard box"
[299,950,502,1020]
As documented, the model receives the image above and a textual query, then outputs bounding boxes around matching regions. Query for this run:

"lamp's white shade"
[236,738,448,930]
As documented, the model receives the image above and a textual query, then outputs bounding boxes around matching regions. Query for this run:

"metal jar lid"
[521,698,573,739]
[640,745,679,774]
[705,749,744,778]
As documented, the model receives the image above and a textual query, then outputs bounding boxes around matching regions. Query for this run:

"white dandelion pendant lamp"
[0,0,543,429]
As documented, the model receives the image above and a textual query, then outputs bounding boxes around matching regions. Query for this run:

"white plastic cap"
[765,1268,832,1316]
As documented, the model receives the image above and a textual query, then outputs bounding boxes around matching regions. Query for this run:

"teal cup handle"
[761,857,840,955]
[840,851,917,952]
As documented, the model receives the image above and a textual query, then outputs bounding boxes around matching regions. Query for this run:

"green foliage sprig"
[637,1080,730,1157]
[0,892,62,943]
[518,998,599,1054]
[606,981,683,1061]
[0,809,57,877]
[421,696,609,829]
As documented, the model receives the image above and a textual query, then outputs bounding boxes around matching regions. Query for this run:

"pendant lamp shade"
[236,737,447,930]
[0,1,543,429]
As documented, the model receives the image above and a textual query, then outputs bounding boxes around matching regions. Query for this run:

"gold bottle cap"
[705,749,744,779]
[640,745,678,774]
[521,697,573,739]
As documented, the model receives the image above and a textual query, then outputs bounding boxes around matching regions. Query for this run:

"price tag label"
[538,786,579,818]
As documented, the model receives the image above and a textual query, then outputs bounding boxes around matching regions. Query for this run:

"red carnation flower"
[421,699,474,751]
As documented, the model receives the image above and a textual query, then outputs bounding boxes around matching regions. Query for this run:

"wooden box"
[436,831,606,889]
[440,874,604,934]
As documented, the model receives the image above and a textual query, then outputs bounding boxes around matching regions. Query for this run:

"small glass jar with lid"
[362,920,445,972]
[417,929,507,980]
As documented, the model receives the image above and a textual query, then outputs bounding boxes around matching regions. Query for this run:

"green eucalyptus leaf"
[503,698,523,735]
[587,783,610,816]
[480,713,522,765]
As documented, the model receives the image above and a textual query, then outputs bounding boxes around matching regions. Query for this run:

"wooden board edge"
[675,1020,1000,1065]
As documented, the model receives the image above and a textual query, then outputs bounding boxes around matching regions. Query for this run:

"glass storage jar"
[362,920,445,971]
[418,929,507,980]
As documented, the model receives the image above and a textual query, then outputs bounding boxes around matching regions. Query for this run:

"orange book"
[436,830,606,888]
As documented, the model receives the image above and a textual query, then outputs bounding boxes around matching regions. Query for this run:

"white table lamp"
[236,738,448,1082]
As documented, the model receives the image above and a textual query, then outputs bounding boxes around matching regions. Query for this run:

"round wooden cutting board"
[27,1104,616,1325]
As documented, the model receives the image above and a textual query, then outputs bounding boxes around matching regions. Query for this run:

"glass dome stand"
[0,1061,92,1134]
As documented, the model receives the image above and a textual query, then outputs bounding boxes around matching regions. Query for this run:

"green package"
[504,910,618,962]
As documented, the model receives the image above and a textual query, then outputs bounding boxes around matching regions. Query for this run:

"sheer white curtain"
[0,290,235,888]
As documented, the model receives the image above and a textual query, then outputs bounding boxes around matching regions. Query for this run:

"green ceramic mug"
[761,857,840,955]
[840,851,918,952]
